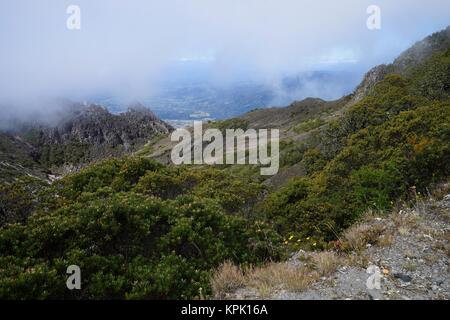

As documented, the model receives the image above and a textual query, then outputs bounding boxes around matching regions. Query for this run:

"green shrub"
[259,58,450,243]
[0,160,282,299]
[293,118,326,134]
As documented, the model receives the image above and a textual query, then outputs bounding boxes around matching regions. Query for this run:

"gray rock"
[394,273,412,283]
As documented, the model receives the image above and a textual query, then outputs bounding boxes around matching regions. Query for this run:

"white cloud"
[318,47,360,65]
[0,0,449,103]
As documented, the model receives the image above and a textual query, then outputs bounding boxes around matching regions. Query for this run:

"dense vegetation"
[0,159,282,299]
[259,48,450,246]
[0,36,449,299]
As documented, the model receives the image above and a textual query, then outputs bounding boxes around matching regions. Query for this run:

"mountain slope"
[0,103,173,182]
[216,182,450,300]
[0,132,47,182]
[0,27,448,300]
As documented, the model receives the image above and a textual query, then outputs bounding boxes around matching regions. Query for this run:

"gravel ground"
[231,193,450,300]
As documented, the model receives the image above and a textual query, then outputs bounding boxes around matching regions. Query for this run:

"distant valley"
[95,70,360,121]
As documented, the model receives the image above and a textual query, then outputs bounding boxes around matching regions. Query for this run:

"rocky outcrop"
[349,64,389,104]
[33,103,173,167]
[349,26,450,106]
[39,103,171,151]
[393,26,450,70]
[0,102,173,182]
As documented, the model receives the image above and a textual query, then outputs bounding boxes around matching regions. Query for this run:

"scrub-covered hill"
[0,27,449,299]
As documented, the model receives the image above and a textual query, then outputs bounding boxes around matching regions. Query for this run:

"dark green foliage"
[280,142,308,167]
[215,118,250,132]
[39,141,89,167]
[1,41,449,300]
[410,49,450,100]
[348,164,403,211]
[300,148,327,174]
[0,177,49,227]
[292,118,326,134]
[0,157,282,299]
[134,167,197,199]
[259,49,450,245]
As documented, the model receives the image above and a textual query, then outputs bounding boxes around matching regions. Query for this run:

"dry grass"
[247,263,315,296]
[398,226,410,236]
[429,182,450,201]
[212,182,450,299]
[211,261,245,299]
[391,210,421,234]
[341,221,386,251]
[211,250,344,298]
[378,233,394,247]
[345,251,369,267]
[310,251,341,276]
[211,211,391,298]
[211,260,320,298]
[423,253,440,265]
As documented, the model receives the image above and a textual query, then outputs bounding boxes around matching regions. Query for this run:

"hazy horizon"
[1,0,450,117]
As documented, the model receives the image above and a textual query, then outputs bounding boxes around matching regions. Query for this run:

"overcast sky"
[0,0,449,104]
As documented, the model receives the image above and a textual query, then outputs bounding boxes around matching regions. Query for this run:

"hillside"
[214,182,450,300]
[0,27,449,300]
[0,103,173,183]
[0,132,48,182]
